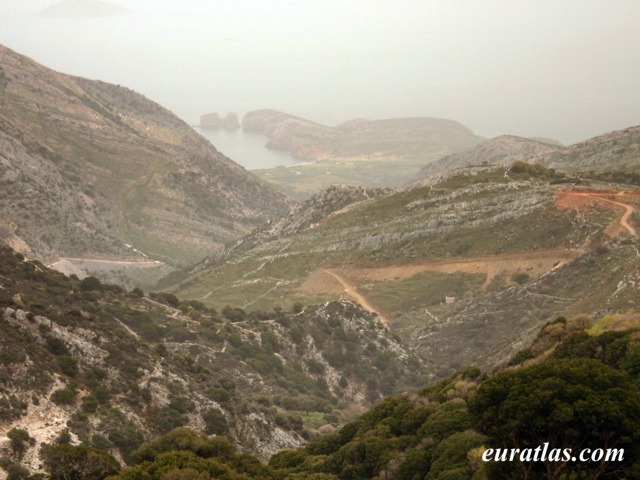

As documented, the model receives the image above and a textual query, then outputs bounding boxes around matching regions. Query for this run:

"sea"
[196,127,297,171]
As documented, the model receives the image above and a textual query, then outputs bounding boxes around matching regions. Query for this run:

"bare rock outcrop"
[200,112,240,130]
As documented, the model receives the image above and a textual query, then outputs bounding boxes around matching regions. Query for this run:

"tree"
[7,428,30,458]
[110,428,278,480]
[42,444,119,480]
[469,358,640,480]
[132,428,234,465]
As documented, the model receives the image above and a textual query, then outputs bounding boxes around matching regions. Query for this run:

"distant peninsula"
[241,109,482,162]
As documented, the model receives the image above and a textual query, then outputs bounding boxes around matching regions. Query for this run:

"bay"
[196,127,296,171]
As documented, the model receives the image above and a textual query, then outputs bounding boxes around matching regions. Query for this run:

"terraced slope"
[170,169,589,310]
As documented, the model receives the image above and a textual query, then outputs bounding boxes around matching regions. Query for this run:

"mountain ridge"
[409,125,640,187]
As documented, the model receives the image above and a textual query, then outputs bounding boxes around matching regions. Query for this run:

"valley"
[0,45,291,286]
[1,44,640,480]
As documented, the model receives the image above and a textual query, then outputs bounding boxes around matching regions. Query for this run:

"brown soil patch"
[333,249,579,287]
[556,189,639,237]
[299,249,579,321]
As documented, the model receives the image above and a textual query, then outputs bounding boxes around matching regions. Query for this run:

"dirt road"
[322,269,389,323]
[48,257,163,267]
[557,189,638,237]
[303,188,638,323]
[299,248,579,322]
[583,194,636,236]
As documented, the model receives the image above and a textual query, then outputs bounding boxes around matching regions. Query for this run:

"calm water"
[197,127,296,170]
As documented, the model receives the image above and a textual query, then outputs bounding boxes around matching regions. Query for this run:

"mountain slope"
[0,245,426,475]
[168,161,640,378]
[0,45,291,275]
[539,125,640,173]
[408,135,562,187]
[410,125,640,188]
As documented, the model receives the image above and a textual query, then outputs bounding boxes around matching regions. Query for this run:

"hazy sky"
[1,0,639,144]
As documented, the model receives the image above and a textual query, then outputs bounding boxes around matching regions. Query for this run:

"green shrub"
[203,408,228,436]
[79,276,102,291]
[42,444,119,480]
[57,355,78,377]
[82,395,99,413]
[51,387,76,405]
[56,429,71,445]
[45,336,69,355]
[221,305,246,322]
[307,359,325,375]
[209,388,230,404]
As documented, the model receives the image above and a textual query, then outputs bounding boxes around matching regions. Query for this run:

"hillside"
[0,244,428,476]
[5,304,638,478]
[0,45,291,286]
[408,135,562,187]
[243,109,483,197]
[3,40,640,480]
[262,315,640,480]
[168,162,640,378]
[539,124,640,173]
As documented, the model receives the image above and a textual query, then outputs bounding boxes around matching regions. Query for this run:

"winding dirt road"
[557,190,638,237]
[585,193,636,236]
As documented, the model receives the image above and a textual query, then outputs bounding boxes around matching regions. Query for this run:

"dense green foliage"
[470,358,640,479]
[509,161,565,180]
[109,428,276,480]
[42,444,119,480]
[267,324,640,480]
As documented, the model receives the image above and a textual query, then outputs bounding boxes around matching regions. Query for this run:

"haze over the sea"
[1,0,639,144]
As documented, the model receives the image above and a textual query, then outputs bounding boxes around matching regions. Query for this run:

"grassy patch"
[361,271,486,317]
[255,154,447,198]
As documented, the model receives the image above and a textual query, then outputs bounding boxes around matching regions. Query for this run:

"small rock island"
[200,112,241,129]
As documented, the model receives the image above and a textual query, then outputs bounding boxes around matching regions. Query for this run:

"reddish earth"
[321,269,390,323]
[301,188,639,321]
[556,188,639,237]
